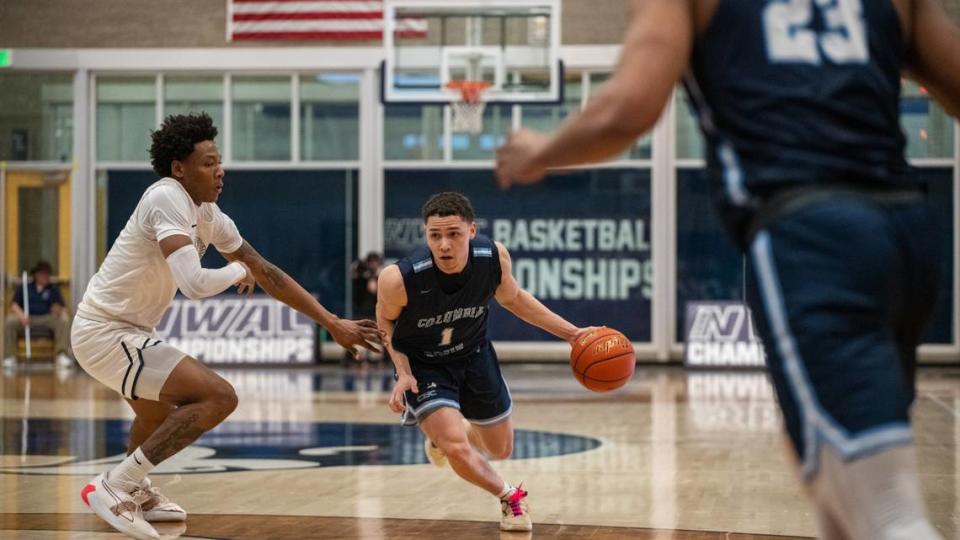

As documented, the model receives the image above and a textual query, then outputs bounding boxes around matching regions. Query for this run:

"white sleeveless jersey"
[78,178,243,330]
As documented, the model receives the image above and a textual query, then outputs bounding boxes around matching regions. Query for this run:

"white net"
[449,80,489,134]
[451,99,487,134]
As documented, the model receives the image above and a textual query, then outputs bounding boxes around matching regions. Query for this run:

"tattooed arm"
[222,241,380,354]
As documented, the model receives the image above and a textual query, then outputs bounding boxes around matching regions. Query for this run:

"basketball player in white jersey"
[72,113,380,540]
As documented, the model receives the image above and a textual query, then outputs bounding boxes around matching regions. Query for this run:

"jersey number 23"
[764,0,869,65]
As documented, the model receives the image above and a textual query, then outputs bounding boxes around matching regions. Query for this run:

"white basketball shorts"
[71,315,188,401]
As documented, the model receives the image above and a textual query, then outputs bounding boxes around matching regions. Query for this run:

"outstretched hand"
[330,318,381,358]
[495,129,551,189]
[570,326,604,346]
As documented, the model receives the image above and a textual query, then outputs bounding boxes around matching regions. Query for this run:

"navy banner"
[384,168,652,342]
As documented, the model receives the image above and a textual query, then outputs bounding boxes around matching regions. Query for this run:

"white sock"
[810,444,940,540]
[108,448,155,491]
[498,481,515,500]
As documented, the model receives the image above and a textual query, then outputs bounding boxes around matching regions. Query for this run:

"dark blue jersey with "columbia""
[686,0,917,243]
[391,236,502,362]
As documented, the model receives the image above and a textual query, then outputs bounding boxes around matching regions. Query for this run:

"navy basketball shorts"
[745,191,941,479]
[399,342,513,427]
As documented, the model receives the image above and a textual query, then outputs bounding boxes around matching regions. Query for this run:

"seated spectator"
[352,252,382,320]
[345,253,384,366]
[4,261,73,367]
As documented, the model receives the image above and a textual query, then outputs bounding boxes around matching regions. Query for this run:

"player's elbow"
[497,294,521,313]
[175,275,212,300]
[177,284,205,301]
[601,94,658,139]
[587,77,658,138]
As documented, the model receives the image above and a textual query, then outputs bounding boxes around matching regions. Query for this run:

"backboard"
[381,0,562,105]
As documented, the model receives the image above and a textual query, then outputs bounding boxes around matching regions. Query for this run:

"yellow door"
[3,168,72,306]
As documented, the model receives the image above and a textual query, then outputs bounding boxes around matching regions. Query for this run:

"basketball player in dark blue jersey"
[377,192,596,532]
[497,1,960,538]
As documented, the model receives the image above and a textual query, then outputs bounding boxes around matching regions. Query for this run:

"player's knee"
[487,439,513,460]
[440,441,474,465]
[207,381,239,420]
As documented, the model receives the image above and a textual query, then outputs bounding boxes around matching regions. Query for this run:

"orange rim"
[446,81,491,104]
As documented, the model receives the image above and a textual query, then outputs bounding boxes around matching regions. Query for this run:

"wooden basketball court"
[2,364,958,539]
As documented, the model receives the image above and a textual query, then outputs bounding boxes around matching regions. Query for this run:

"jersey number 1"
[439,327,454,347]
[763,0,869,65]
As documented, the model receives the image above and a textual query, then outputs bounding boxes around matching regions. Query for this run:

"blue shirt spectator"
[14,263,65,316]
[5,260,72,365]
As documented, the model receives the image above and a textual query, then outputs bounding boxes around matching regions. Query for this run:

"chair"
[15,325,56,361]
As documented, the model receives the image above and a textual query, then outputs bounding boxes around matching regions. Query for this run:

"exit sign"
[0,50,11,68]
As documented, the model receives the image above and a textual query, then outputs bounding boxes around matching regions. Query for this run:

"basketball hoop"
[447,81,491,134]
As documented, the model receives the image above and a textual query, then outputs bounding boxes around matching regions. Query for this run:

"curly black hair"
[422,192,475,223]
[149,113,218,178]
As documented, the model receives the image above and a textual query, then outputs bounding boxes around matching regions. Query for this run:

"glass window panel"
[590,73,653,160]
[164,76,224,142]
[104,169,357,315]
[676,167,744,342]
[232,76,291,161]
[901,80,954,159]
[18,183,60,273]
[451,104,510,160]
[673,83,952,162]
[97,77,156,162]
[301,73,360,161]
[675,164,954,348]
[520,70,581,133]
[0,73,73,162]
[916,166,954,344]
[384,168,653,342]
[677,88,706,160]
[384,104,443,160]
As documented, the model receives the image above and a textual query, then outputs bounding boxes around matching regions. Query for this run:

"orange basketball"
[570,327,635,392]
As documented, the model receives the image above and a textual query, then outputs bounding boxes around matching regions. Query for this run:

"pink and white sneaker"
[499,485,532,532]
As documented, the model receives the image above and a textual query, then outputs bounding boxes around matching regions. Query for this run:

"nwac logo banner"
[684,301,766,368]
[157,295,316,364]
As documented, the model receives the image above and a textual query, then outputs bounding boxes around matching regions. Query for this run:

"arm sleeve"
[12,286,23,308]
[208,204,244,254]
[143,186,195,242]
[166,244,247,300]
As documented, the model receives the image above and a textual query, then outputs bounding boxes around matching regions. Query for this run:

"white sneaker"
[423,437,448,467]
[2,357,15,369]
[137,477,187,522]
[56,353,74,368]
[500,485,532,532]
[80,472,160,540]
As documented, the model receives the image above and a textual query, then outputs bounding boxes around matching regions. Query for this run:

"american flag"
[228,0,428,41]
